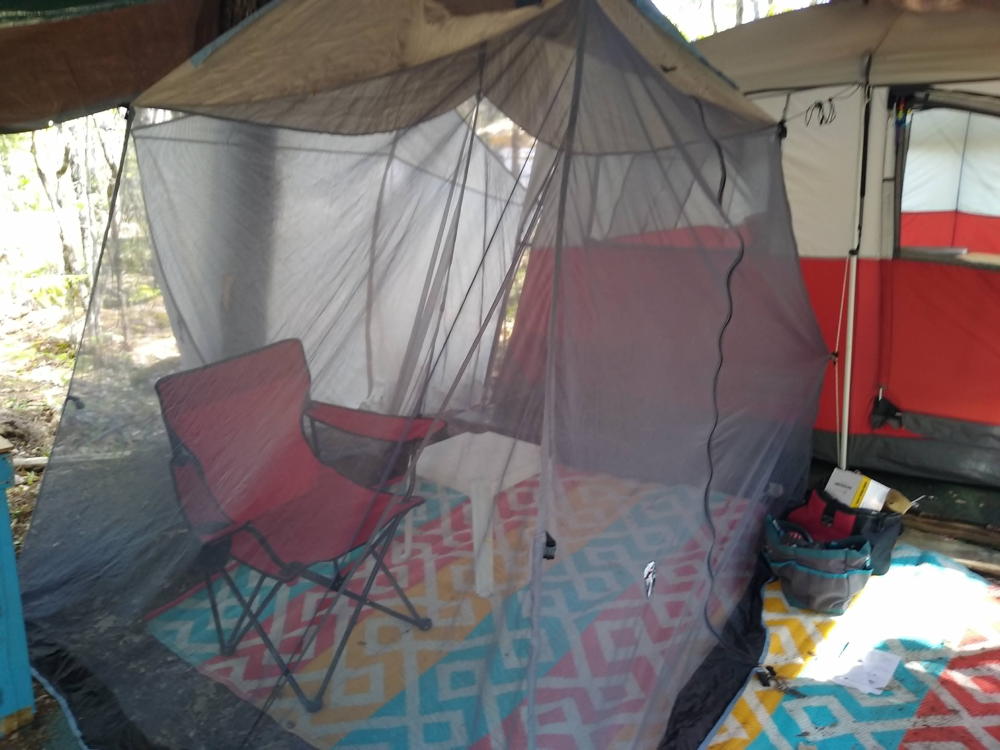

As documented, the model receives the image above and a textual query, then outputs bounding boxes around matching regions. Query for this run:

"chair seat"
[229,465,422,579]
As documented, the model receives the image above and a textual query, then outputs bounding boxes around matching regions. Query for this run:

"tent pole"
[840,56,874,470]
[839,252,857,469]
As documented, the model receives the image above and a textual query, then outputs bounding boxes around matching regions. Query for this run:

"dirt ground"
[2,306,77,750]
[2,306,74,551]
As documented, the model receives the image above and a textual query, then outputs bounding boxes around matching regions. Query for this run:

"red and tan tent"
[698,0,1000,487]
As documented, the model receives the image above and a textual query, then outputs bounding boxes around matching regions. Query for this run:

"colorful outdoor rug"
[147,470,753,748]
[709,544,1000,750]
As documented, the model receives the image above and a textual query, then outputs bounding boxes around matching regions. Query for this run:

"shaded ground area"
[2,308,79,750]
[1,689,79,750]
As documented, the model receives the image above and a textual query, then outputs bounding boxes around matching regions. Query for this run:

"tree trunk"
[710,0,718,33]
[736,0,745,25]
[67,124,93,281]
[30,132,84,313]
[97,120,129,348]
[83,118,98,282]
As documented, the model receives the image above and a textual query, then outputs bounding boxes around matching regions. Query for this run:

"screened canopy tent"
[698,0,1000,487]
[18,0,826,747]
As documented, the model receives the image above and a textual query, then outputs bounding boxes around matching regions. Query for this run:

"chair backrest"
[156,339,321,526]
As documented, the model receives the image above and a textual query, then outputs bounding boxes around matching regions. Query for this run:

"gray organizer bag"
[763,517,873,615]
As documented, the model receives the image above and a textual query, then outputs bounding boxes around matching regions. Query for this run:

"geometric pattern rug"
[709,544,1000,750]
[147,470,754,748]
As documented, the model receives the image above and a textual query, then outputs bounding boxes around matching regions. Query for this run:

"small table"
[414,431,540,597]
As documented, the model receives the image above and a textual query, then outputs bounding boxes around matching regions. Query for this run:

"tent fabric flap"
[695,0,1000,94]
[0,0,219,132]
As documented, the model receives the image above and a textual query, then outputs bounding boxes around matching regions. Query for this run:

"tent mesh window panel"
[18,1,826,747]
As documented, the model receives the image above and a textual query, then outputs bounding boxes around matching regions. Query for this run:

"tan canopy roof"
[137,0,770,127]
[696,0,1000,94]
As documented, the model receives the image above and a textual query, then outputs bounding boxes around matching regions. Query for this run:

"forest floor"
[2,305,74,552]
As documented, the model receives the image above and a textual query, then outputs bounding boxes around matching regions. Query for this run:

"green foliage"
[129,282,161,306]
[24,273,89,310]
[116,237,154,275]
[24,263,61,277]
[0,131,27,162]
[2,394,34,411]
[33,335,76,364]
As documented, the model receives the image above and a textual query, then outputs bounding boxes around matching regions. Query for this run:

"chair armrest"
[306,402,442,442]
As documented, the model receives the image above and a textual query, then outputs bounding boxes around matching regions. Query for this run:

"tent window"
[898,106,1000,268]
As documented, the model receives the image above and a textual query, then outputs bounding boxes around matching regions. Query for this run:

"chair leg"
[297,512,432,712]
[234,573,284,655]
[300,514,431,630]
[204,569,283,656]
[306,516,421,710]
[203,572,229,656]
[224,571,267,654]
[216,568,323,711]
[368,520,431,630]
[204,512,432,714]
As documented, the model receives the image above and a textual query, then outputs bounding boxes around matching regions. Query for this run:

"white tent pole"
[839,251,858,469]
[840,57,874,470]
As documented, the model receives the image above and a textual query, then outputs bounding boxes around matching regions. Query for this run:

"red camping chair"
[155,339,437,712]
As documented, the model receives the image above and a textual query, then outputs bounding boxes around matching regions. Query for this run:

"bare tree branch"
[31,131,84,313]
[54,144,70,179]
[30,133,75,274]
